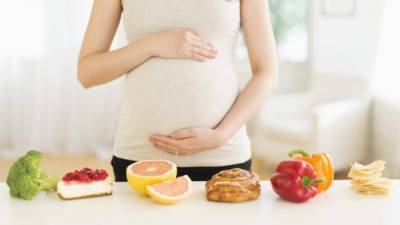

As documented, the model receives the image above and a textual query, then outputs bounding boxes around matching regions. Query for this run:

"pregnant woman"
[77,0,278,181]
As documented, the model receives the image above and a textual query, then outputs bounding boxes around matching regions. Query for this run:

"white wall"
[309,0,384,77]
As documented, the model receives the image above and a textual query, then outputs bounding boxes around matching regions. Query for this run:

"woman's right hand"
[146,28,218,62]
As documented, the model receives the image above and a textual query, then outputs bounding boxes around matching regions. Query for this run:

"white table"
[1,181,399,225]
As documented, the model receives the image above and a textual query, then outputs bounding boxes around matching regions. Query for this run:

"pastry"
[57,168,113,200]
[206,168,261,203]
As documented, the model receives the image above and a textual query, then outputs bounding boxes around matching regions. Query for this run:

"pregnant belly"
[118,57,240,137]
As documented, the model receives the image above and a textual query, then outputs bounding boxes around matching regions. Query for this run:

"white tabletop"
[0,180,399,225]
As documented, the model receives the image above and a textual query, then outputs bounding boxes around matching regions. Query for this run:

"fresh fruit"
[126,160,177,195]
[6,150,58,200]
[147,175,192,204]
[62,168,108,183]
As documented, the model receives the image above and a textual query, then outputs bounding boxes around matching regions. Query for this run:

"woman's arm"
[214,0,278,139]
[149,0,278,155]
[78,0,217,88]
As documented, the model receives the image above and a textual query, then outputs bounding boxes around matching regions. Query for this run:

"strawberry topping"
[62,168,108,183]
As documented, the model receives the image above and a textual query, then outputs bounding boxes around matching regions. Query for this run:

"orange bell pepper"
[288,149,334,192]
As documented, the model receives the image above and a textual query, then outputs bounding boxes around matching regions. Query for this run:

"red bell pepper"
[271,160,324,203]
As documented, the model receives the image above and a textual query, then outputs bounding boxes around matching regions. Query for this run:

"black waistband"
[111,155,252,181]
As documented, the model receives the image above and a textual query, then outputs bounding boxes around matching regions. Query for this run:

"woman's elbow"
[77,64,94,89]
[77,73,92,89]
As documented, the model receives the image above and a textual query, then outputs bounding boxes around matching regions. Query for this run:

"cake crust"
[58,191,112,200]
[206,168,261,203]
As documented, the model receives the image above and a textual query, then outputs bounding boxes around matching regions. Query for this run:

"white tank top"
[113,0,251,167]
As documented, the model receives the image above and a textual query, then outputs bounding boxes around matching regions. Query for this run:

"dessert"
[206,168,261,203]
[147,175,192,204]
[126,160,177,195]
[348,160,390,195]
[57,168,113,200]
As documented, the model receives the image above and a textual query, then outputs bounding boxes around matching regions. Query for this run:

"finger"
[152,142,177,155]
[206,42,218,54]
[183,43,213,61]
[176,139,200,155]
[188,51,207,62]
[190,39,217,55]
[149,135,181,148]
[191,46,216,59]
[151,140,175,150]
[186,32,217,53]
[170,129,195,139]
[151,136,193,155]
[185,28,200,37]
[190,45,217,59]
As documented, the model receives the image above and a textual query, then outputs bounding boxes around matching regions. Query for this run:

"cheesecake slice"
[57,168,113,200]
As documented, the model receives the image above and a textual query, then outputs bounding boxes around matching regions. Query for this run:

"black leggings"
[111,155,252,181]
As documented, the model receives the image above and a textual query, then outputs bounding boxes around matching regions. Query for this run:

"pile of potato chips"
[348,160,390,195]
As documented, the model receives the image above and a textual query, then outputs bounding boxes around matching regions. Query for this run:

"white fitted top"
[113,0,251,167]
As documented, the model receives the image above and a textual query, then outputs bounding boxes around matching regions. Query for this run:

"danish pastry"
[205,168,261,203]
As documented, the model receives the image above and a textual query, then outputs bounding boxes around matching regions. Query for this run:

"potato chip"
[348,160,390,195]
[348,160,386,178]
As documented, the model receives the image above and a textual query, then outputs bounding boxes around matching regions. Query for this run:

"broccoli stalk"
[6,150,58,200]
[36,173,59,191]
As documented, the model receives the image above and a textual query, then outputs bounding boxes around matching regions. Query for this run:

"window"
[237,0,308,63]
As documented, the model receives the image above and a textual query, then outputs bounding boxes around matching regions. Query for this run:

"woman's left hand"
[149,127,227,155]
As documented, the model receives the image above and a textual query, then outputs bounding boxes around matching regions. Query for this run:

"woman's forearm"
[216,70,278,140]
[77,37,154,88]
[77,28,217,89]
[214,0,279,142]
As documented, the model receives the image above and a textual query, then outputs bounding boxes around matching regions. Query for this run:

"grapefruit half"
[126,160,177,195]
[147,175,192,204]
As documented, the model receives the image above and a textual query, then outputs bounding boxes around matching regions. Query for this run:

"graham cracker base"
[58,191,112,200]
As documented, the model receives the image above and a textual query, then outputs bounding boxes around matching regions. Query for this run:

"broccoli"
[6,150,58,200]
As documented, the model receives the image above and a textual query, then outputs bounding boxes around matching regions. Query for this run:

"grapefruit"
[126,160,177,195]
[147,175,192,204]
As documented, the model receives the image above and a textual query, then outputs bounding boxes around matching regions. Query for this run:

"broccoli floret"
[6,150,58,200]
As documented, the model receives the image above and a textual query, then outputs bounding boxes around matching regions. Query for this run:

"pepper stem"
[301,176,326,188]
[312,177,325,184]
[289,149,310,158]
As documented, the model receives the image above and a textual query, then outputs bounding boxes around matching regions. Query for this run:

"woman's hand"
[146,28,218,62]
[148,127,228,155]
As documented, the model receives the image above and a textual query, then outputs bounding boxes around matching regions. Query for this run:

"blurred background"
[1,0,399,180]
